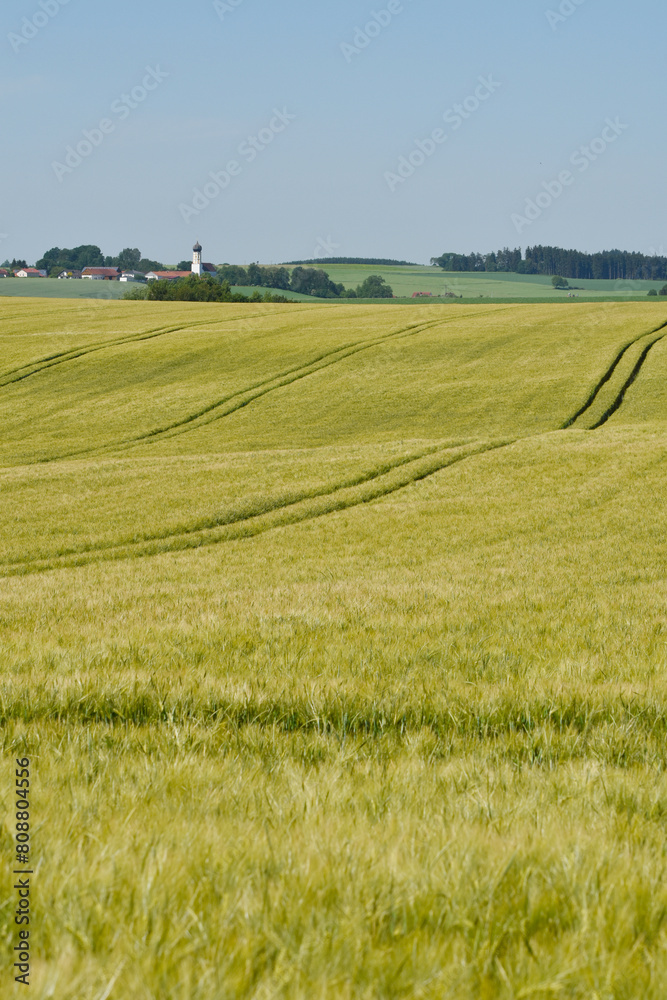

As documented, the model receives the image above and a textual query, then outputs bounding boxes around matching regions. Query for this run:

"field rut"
[0,438,513,577]
[563,321,667,430]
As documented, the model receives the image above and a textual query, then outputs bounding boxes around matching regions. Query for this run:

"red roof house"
[146,271,193,281]
[81,267,121,280]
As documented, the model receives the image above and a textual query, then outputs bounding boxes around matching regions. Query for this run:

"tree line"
[431,246,667,281]
[217,264,393,298]
[283,257,417,266]
[34,246,164,276]
[130,275,291,303]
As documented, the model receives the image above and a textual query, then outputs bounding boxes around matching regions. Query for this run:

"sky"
[1,0,665,267]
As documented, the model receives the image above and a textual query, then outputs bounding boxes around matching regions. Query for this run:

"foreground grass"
[4,721,667,1000]
[0,300,666,997]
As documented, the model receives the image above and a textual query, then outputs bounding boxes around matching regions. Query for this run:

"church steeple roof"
[193,241,202,252]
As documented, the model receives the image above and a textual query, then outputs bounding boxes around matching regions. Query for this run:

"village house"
[0,269,9,278]
[57,270,83,279]
[146,271,192,282]
[119,271,147,283]
[16,267,47,277]
[81,267,121,280]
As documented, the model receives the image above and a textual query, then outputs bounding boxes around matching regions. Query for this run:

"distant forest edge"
[431,246,667,281]
[282,258,418,267]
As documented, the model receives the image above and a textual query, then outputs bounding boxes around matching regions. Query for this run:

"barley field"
[1,298,666,999]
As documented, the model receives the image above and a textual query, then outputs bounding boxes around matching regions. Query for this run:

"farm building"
[412,291,433,298]
[16,268,47,277]
[81,267,121,280]
[0,269,8,278]
[58,270,83,279]
[119,271,146,283]
[146,271,192,282]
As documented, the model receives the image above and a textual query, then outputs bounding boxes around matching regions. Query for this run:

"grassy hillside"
[320,263,661,299]
[1,299,666,998]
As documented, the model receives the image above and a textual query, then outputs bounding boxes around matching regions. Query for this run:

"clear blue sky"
[2,0,665,266]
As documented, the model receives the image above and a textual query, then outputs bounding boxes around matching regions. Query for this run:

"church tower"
[192,241,203,276]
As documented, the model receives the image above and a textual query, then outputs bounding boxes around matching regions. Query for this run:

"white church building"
[191,242,217,277]
[147,243,217,281]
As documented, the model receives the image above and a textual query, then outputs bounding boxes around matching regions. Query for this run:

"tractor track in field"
[588,332,666,429]
[30,309,509,464]
[0,310,305,388]
[562,320,667,430]
[109,317,455,449]
[0,438,515,577]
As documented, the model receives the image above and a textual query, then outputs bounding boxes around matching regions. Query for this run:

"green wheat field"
[1,297,666,999]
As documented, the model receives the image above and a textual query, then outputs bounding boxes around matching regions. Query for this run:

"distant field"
[0,277,129,299]
[1,299,666,998]
[320,263,662,299]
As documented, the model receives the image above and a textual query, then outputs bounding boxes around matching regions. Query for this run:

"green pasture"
[0,298,666,998]
[0,277,129,299]
[319,263,662,299]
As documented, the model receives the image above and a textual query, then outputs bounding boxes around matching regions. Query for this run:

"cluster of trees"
[35,245,163,276]
[133,275,291,303]
[432,245,667,281]
[217,263,292,290]
[1,258,28,271]
[289,267,345,297]
[104,247,164,272]
[217,263,339,296]
[431,248,525,273]
[647,286,667,296]
[348,275,394,298]
[217,263,394,298]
